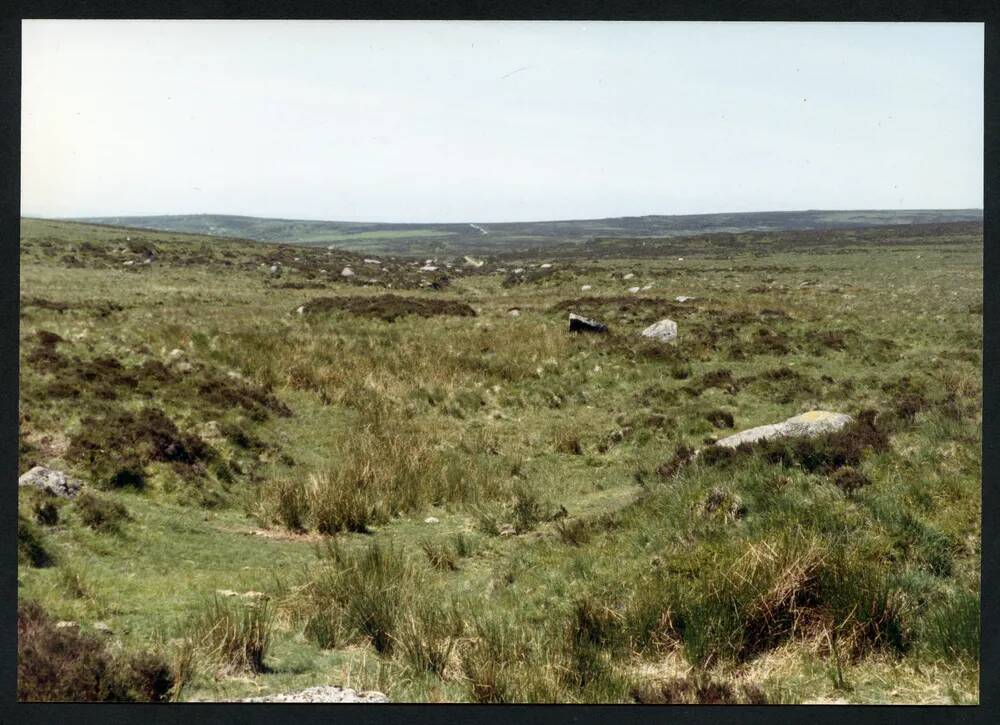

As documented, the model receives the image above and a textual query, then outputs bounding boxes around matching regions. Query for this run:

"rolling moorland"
[17,216,981,703]
[76,209,983,256]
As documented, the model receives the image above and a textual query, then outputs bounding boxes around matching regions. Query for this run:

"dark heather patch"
[300,294,477,322]
[67,407,214,488]
[831,467,873,495]
[656,445,694,479]
[705,409,735,429]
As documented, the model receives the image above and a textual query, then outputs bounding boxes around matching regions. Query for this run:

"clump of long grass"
[395,599,464,676]
[187,595,274,674]
[919,587,979,663]
[304,540,419,654]
[254,401,509,534]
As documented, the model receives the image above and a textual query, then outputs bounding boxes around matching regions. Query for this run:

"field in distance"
[72,208,983,256]
[18,217,981,703]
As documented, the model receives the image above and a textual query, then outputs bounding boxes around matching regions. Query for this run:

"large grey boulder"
[715,410,853,449]
[641,319,678,343]
[569,313,607,333]
[18,466,82,498]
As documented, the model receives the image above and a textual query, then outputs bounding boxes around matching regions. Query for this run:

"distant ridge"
[73,209,983,256]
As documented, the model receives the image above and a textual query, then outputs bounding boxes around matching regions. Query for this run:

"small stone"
[55,621,79,630]
[424,517,440,524]
[508,308,521,317]
[296,305,305,315]
[540,263,552,269]
[93,622,113,635]
[675,296,696,303]
[341,267,355,277]
[581,284,592,291]
[623,272,635,280]
[627,286,640,294]
[499,524,516,537]
[419,265,439,272]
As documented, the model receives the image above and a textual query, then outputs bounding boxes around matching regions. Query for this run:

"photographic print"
[17,19,983,704]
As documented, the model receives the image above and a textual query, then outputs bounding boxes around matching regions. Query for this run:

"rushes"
[305,540,418,654]
[187,595,274,674]
[255,403,507,534]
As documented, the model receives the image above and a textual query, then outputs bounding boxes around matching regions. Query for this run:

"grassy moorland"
[18,217,981,703]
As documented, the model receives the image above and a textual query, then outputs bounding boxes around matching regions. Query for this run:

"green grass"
[18,217,981,703]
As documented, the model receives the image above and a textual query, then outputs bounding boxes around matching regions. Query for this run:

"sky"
[21,20,984,223]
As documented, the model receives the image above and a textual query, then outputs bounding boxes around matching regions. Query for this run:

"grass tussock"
[187,595,274,674]
[304,540,418,654]
[255,403,507,534]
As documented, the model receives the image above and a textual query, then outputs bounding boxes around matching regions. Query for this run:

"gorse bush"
[18,601,173,702]
[187,595,274,674]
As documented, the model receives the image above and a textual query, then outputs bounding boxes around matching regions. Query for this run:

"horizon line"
[23,206,985,228]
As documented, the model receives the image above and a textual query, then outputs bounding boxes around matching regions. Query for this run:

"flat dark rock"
[568,312,608,333]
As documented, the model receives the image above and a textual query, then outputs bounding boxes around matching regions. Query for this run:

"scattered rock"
[464,256,485,268]
[341,267,355,277]
[296,305,305,315]
[641,319,678,343]
[623,273,635,280]
[715,410,853,449]
[540,263,553,269]
[627,286,640,294]
[675,296,696,303]
[498,523,517,537]
[268,264,280,276]
[581,285,592,291]
[569,313,608,333]
[364,258,380,264]
[18,466,82,498]
[641,284,653,291]
[240,685,390,703]
[92,622,113,635]
[419,265,439,272]
[55,621,79,630]
[507,308,521,317]
[424,516,440,524]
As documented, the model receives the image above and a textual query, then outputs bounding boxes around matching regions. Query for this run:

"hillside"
[72,209,983,256]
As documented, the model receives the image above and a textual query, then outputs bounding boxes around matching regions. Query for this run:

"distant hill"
[73,209,983,256]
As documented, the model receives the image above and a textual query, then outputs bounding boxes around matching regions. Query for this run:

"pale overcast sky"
[21,20,983,223]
